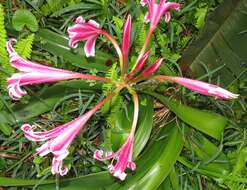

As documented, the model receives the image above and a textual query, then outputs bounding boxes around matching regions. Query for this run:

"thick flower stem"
[127,88,139,136]
[102,31,124,79]
[77,73,112,82]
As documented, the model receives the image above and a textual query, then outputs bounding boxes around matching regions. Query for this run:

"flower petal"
[141,58,163,76]
[122,14,132,56]
[93,150,114,160]
[154,76,239,100]
[84,36,97,57]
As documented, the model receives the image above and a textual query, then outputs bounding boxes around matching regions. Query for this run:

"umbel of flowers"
[6,0,238,180]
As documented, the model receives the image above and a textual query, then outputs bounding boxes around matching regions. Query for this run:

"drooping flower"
[141,0,181,30]
[94,134,136,181]
[68,16,102,57]
[6,39,109,100]
[153,75,239,99]
[21,94,115,176]
[94,91,139,181]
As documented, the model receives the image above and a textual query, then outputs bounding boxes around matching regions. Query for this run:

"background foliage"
[0,0,246,189]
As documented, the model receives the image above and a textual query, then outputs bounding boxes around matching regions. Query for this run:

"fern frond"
[105,95,123,128]
[0,4,14,89]
[101,63,122,128]
[112,16,124,34]
[41,0,67,16]
[102,63,118,95]
[15,34,35,59]
[135,14,148,52]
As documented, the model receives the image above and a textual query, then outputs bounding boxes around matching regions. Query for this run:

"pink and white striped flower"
[68,16,102,57]
[6,39,109,100]
[154,76,239,100]
[94,133,136,181]
[21,94,115,176]
[94,91,139,181]
[141,0,181,30]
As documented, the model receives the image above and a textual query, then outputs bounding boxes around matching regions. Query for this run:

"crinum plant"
[6,0,238,181]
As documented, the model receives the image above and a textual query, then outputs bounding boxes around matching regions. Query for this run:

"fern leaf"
[106,95,123,128]
[135,14,148,52]
[0,4,14,89]
[15,34,35,59]
[102,63,118,95]
[41,0,67,16]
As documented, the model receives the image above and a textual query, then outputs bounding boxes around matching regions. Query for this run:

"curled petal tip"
[93,150,114,160]
[75,16,85,24]
[93,135,135,181]
[140,0,148,6]
[127,162,136,171]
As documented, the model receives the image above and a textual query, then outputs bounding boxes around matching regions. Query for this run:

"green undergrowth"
[0,0,246,190]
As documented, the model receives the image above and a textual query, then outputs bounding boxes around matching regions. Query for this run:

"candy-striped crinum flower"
[6,39,109,100]
[94,90,139,180]
[141,0,181,30]
[67,16,102,57]
[21,94,115,176]
[6,0,239,181]
[153,76,239,100]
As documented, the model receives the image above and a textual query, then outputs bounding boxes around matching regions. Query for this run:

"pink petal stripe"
[122,14,132,56]
[84,36,97,57]
[128,50,151,78]
[93,150,114,160]
[141,58,163,76]
[154,76,239,100]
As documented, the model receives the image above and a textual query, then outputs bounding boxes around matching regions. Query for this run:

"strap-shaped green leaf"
[144,91,227,140]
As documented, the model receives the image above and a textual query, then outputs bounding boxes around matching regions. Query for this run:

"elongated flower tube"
[6,39,110,100]
[141,0,181,31]
[122,14,132,73]
[94,90,139,180]
[21,94,115,176]
[153,75,239,99]
[141,58,163,76]
[68,16,102,57]
[127,50,151,80]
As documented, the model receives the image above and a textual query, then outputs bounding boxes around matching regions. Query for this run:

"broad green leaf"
[181,0,247,86]
[133,96,154,159]
[110,95,154,158]
[12,9,38,32]
[185,130,230,176]
[0,123,12,135]
[108,122,184,190]
[0,80,102,124]
[178,156,224,179]
[0,177,53,187]
[144,91,227,140]
[36,29,110,72]
[38,172,115,190]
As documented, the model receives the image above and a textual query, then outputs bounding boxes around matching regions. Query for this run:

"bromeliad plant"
[6,0,238,181]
